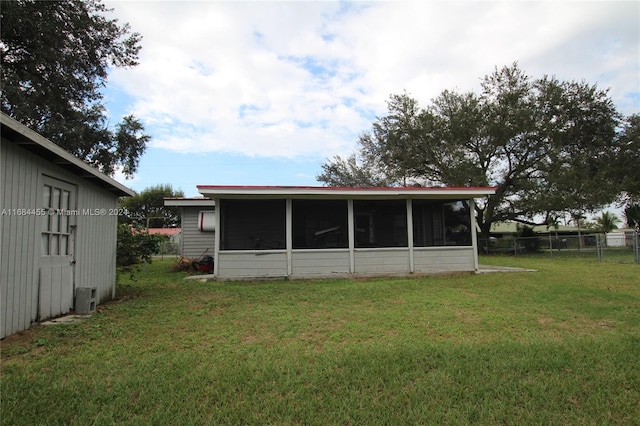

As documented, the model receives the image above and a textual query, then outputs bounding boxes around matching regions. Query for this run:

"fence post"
[635,231,639,264]
[596,234,603,262]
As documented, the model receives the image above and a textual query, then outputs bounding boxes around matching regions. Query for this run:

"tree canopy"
[318,64,632,237]
[119,184,185,228]
[1,0,149,177]
[593,211,621,233]
[615,114,640,202]
[624,204,640,230]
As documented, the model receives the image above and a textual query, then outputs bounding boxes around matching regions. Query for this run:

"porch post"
[348,199,355,274]
[213,198,220,276]
[469,198,479,271]
[406,199,414,273]
[286,198,293,276]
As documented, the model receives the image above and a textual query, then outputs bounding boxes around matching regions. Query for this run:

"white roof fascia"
[1,112,135,197]
[164,198,216,207]
[197,186,496,200]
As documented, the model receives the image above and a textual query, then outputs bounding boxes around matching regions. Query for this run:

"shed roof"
[197,185,496,200]
[1,112,135,197]
[147,228,182,236]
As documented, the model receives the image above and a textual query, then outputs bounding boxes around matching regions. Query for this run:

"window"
[42,182,73,256]
[413,200,471,247]
[219,199,285,250]
[292,200,348,249]
[353,200,407,248]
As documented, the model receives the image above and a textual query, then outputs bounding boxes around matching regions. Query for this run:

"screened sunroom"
[197,186,496,279]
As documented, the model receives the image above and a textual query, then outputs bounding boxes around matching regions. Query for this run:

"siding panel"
[217,252,287,278]
[413,247,475,272]
[74,182,119,303]
[0,139,8,336]
[1,140,40,337]
[291,250,350,276]
[181,207,215,258]
[354,249,410,274]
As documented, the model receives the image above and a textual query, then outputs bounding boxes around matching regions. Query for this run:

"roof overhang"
[164,197,216,207]
[197,185,496,200]
[1,112,135,197]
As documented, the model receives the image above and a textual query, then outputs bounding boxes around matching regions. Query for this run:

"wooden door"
[39,176,76,320]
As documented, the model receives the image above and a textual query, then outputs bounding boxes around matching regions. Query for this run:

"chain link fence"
[479,231,640,264]
[156,240,180,258]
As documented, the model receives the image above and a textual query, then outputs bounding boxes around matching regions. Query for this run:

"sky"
[102,0,640,198]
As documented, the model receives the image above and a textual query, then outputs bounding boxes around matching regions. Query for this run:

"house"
[196,185,496,279]
[163,197,215,258]
[1,113,135,338]
[489,222,583,237]
[606,229,637,247]
[147,227,182,245]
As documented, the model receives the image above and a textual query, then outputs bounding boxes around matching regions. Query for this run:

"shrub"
[516,224,541,252]
[117,224,163,267]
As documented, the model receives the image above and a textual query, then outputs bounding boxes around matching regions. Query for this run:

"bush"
[516,224,541,253]
[117,224,164,267]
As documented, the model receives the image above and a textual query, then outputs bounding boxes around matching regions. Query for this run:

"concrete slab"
[40,315,92,326]
[185,274,216,281]
[477,265,536,274]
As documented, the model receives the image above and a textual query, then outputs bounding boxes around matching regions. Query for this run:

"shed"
[163,197,216,258]
[606,229,636,247]
[197,185,496,279]
[1,113,135,338]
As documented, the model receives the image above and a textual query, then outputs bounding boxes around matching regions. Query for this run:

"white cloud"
[105,0,639,160]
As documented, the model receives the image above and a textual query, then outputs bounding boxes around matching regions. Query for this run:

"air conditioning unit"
[75,287,97,314]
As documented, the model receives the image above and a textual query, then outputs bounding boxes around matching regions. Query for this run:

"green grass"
[485,245,639,264]
[2,257,639,425]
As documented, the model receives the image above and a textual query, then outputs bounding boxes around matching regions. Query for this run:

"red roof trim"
[163,196,212,200]
[147,228,182,236]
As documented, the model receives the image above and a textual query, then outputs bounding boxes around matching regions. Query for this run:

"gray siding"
[1,137,120,338]
[215,247,476,279]
[181,207,215,258]
[291,250,350,277]
[74,182,119,303]
[1,139,40,338]
[354,248,411,274]
[217,251,287,278]
[413,247,475,272]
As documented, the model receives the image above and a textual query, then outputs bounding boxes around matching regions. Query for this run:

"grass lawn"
[1,256,639,425]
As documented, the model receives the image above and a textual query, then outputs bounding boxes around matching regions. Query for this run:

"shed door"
[39,177,77,320]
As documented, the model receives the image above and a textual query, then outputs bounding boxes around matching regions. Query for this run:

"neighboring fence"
[156,240,180,257]
[479,231,640,264]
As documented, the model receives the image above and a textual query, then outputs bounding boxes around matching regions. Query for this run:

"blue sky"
[102,0,639,198]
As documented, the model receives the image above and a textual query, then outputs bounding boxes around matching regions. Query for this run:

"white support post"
[286,198,293,276]
[348,199,355,274]
[406,199,414,273]
[470,198,479,271]
[213,198,221,277]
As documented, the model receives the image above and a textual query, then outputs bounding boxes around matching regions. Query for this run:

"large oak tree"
[1,0,148,177]
[318,64,630,238]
